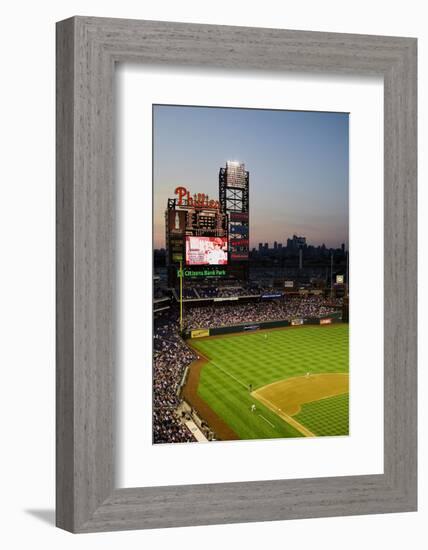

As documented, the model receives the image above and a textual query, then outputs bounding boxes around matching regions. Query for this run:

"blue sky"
[153,105,348,249]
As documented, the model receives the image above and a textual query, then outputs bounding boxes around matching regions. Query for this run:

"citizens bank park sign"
[179,267,227,278]
[175,186,220,209]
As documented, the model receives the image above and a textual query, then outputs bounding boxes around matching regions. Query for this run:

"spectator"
[183,295,343,330]
[153,311,197,444]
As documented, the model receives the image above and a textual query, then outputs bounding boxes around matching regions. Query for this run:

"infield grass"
[189,324,349,440]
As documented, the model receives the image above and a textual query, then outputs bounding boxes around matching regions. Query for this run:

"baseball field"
[184,323,349,441]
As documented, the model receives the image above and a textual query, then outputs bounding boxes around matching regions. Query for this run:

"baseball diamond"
[184,324,349,440]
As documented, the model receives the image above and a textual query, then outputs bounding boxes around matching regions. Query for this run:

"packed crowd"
[196,285,261,298]
[218,285,261,297]
[174,284,263,300]
[195,286,218,298]
[152,294,344,442]
[183,295,343,329]
[153,312,197,444]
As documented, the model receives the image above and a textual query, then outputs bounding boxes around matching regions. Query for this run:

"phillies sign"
[175,186,219,209]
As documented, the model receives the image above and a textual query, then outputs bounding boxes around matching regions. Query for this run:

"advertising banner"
[191,329,210,338]
[320,318,333,325]
[229,225,249,235]
[229,212,249,222]
[168,210,186,233]
[291,319,304,326]
[172,253,183,262]
[230,239,249,247]
[243,324,260,331]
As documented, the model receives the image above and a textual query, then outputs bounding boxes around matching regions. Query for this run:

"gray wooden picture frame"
[56,16,417,533]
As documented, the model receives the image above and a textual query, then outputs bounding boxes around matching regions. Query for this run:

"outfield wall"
[185,312,343,338]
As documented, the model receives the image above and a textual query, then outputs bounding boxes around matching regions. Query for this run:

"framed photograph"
[56,17,417,532]
[151,106,350,446]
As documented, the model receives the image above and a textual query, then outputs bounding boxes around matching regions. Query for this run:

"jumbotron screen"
[185,236,228,266]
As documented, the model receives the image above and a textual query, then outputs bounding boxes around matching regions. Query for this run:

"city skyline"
[153,105,349,249]
[154,235,347,252]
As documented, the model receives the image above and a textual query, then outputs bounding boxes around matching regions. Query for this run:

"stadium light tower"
[219,161,250,280]
[179,260,183,333]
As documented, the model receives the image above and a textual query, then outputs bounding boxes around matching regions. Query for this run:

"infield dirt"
[252,373,349,437]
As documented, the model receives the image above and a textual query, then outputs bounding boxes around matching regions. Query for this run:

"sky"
[153,105,348,249]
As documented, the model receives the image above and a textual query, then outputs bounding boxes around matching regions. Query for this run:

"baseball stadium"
[153,161,349,444]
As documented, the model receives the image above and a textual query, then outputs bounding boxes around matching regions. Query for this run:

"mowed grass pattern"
[294,393,349,436]
[190,324,349,440]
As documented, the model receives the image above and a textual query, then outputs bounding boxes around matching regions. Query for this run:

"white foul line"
[211,361,248,390]
[258,414,275,428]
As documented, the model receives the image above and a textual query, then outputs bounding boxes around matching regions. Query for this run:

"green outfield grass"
[189,324,349,440]
[294,393,349,437]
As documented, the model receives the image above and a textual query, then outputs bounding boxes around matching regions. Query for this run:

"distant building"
[258,243,263,251]
[274,241,278,250]
[287,235,307,249]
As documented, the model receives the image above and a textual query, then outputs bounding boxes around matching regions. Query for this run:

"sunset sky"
[153,105,349,249]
